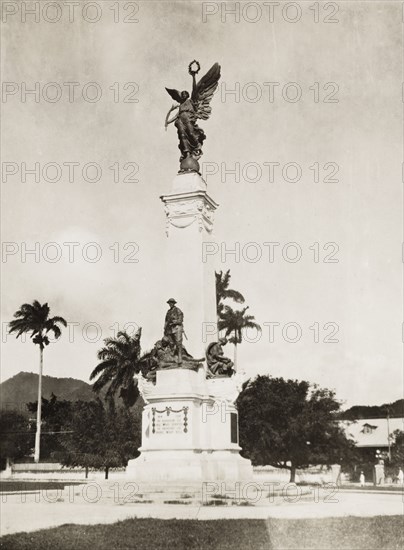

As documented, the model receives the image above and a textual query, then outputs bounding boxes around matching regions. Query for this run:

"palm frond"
[91,329,143,407]
[49,316,67,327]
[92,371,115,393]
[8,300,66,345]
[223,289,245,303]
[90,359,116,380]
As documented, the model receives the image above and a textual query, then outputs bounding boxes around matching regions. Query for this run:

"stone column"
[160,172,219,359]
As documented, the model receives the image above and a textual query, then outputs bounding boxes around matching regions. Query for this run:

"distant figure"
[360,471,365,486]
[398,468,404,485]
[164,298,184,363]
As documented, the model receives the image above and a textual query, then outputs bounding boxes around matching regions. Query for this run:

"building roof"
[341,417,404,448]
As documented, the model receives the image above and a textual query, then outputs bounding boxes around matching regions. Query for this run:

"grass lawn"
[266,516,404,549]
[1,516,403,550]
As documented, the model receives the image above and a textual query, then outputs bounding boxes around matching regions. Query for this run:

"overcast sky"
[1,1,402,408]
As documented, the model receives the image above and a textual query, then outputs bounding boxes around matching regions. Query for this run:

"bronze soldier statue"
[164,298,184,363]
[206,337,234,377]
[154,337,177,366]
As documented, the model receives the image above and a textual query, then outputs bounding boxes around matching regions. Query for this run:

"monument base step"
[92,479,303,506]
[126,449,253,484]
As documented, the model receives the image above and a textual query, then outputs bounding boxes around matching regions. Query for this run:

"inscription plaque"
[151,406,188,434]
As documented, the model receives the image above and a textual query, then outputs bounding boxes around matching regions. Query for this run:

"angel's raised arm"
[191,72,197,96]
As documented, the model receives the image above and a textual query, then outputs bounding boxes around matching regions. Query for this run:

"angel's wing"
[165,88,183,103]
[192,63,221,120]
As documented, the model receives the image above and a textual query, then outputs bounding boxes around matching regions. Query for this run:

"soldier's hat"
[167,298,177,304]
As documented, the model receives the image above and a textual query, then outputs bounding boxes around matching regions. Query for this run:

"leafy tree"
[0,410,33,470]
[237,375,357,482]
[90,330,147,407]
[215,270,245,320]
[390,430,404,467]
[218,306,260,369]
[8,300,67,462]
[26,394,73,459]
[60,399,141,479]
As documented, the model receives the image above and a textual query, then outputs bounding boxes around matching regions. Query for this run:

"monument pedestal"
[126,367,253,483]
[127,171,253,486]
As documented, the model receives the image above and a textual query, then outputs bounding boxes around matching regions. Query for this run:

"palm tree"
[218,305,261,371]
[9,300,67,463]
[90,330,146,407]
[215,270,245,320]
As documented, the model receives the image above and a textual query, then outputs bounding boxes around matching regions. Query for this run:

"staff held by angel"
[165,61,221,173]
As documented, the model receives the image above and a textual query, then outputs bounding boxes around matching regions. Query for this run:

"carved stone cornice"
[160,190,218,236]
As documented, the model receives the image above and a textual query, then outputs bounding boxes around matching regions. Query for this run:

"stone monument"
[126,61,253,484]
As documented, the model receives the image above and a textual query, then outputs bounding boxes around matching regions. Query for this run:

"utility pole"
[387,410,391,462]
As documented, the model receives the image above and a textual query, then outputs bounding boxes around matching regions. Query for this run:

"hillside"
[0,372,95,411]
[2,372,402,420]
[340,399,404,419]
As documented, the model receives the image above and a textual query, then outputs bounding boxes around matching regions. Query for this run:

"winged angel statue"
[165,61,221,173]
